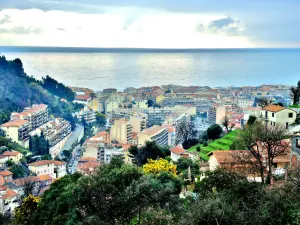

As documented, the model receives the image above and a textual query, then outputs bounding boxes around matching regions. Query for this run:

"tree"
[95,112,106,126]
[247,115,257,126]
[256,97,273,108]
[9,165,28,179]
[13,195,40,225]
[146,99,154,108]
[291,80,300,105]
[62,150,71,161]
[29,133,49,156]
[175,120,198,148]
[130,141,170,166]
[233,122,289,184]
[222,116,235,133]
[6,159,14,167]
[175,157,200,180]
[143,159,177,176]
[207,124,223,140]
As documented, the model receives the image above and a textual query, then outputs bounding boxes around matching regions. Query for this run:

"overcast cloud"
[0,0,299,48]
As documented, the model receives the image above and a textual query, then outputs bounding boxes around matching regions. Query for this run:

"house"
[0,188,19,215]
[260,105,297,129]
[28,160,67,178]
[170,146,199,162]
[2,151,23,163]
[77,161,100,175]
[7,176,40,196]
[208,149,292,182]
[0,171,13,183]
[0,156,8,167]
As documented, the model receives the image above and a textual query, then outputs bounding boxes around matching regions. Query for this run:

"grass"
[289,104,300,108]
[188,130,239,161]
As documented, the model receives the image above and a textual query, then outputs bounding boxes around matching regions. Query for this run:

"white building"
[28,160,67,178]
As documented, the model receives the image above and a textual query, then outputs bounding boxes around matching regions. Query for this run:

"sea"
[1,46,300,91]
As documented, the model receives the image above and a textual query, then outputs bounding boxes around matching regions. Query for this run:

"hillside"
[189,130,239,161]
[0,55,79,127]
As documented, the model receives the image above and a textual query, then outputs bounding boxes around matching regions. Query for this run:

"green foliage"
[175,158,200,180]
[6,159,15,167]
[194,169,246,196]
[41,154,52,160]
[0,136,28,155]
[130,141,170,166]
[9,165,29,179]
[247,115,257,126]
[207,124,223,140]
[62,150,71,160]
[95,112,106,126]
[29,133,49,156]
[42,75,75,101]
[13,195,40,225]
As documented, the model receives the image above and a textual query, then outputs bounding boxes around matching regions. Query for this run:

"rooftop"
[0,170,13,177]
[1,119,29,128]
[1,189,18,200]
[171,146,185,155]
[263,105,285,112]
[139,125,166,136]
[2,151,21,157]
[28,160,66,167]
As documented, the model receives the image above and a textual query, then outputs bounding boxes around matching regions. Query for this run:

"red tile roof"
[29,160,66,167]
[1,119,29,128]
[171,146,185,155]
[38,174,52,181]
[13,176,39,186]
[2,189,18,200]
[2,151,21,156]
[263,105,285,112]
[0,170,13,177]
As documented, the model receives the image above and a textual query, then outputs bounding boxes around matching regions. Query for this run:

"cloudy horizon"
[0,0,300,48]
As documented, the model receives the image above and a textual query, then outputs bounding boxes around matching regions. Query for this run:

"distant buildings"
[208,105,226,125]
[170,146,199,162]
[74,107,96,124]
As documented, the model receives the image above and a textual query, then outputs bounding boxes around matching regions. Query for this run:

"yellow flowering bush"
[143,158,177,176]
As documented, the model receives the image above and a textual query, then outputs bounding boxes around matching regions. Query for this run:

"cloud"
[196,17,244,36]
[0,26,43,35]
[0,15,12,24]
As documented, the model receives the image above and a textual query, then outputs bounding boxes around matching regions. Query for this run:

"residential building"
[135,100,148,109]
[98,145,125,163]
[0,187,19,215]
[77,161,100,175]
[110,119,132,144]
[74,107,97,124]
[31,118,72,158]
[73,94,92,105]
[0,156,8,168]
[82,131,111,159]
[11,104,49,130]
[208,149,292,182]
[0,120,30,148]
[130,113,147,133]
[170,146,199,162]
[137,126,168,147]
[208,105,226,125]
[0,171,13,183]
[105,101,119,113]
[28,160,67,178]
[87,99,104,112]
[103,88,117,94]
[2,151,23,163]
[260,105,297,129]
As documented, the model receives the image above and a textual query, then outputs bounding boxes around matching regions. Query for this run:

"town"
[1,71,300,222]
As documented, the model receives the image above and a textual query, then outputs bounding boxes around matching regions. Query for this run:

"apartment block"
[130,113,147,133]
[137,125,168,147]
[110,119,132,144]
[0,120,30,148]
[11,104,49,130]
[208,105,226,125]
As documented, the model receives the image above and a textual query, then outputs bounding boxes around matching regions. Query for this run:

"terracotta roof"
[38,174,52,181]
[0,170,13,177]
[122,144,132,150]
[1,119,29,128]
[2,151,21,156]
[2,189,18,200]
[208,150,251,164]
[139,126,166,136]
[75,94,91,101]
[0,176,5,186]
[13,176,39,186]
[29,160,66,167]
[171,146,185,155]
[0,155,8,159]
[79,157,97,162]
[0,185,7,191]
[262,105,285,112]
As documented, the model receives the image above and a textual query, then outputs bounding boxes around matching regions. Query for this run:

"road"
[68,145,81,174]
[58,123,84,160]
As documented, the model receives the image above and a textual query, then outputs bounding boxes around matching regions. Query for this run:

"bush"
[196,146,201,152]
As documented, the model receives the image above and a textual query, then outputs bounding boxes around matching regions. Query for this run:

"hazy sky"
[0,0,300,48]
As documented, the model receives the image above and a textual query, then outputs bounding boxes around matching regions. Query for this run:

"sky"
[0,0,300,48]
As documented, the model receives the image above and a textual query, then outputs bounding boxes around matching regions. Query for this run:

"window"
[272,113,275,117]
[289,113,293,118]
[274,163,278,168]
[286,122,289,129]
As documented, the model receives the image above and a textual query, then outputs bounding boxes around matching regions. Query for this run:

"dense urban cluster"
[1,55,300,224]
